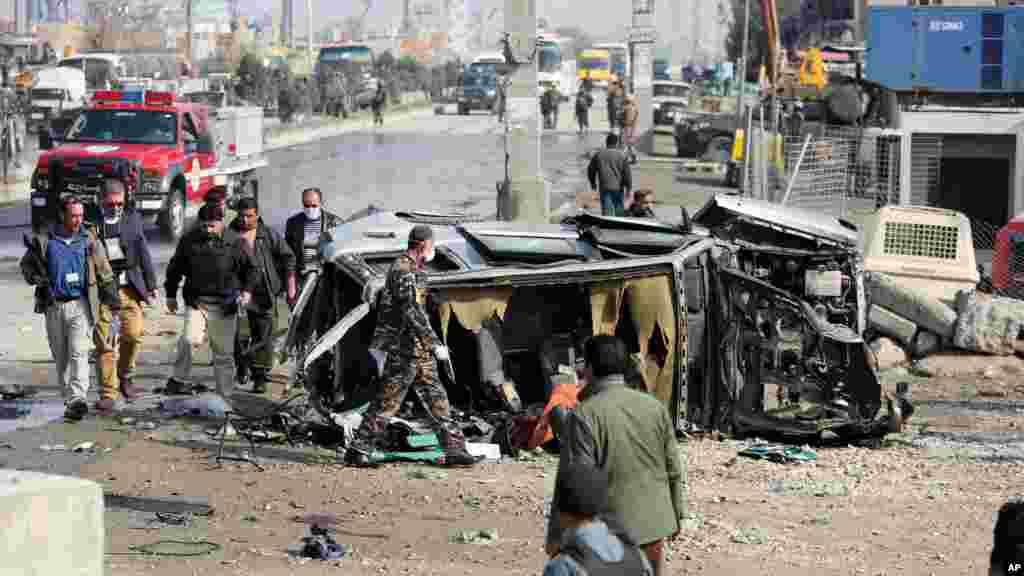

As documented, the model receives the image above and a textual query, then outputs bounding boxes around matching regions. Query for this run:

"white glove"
[368,348,388,378]
[433,345,450,361]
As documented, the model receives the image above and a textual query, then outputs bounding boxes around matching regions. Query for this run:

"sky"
[0,0,729,63]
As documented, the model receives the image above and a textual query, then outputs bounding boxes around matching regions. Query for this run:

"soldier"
[345,225,482,468]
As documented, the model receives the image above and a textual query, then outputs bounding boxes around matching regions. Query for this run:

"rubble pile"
[867,271,1024,367]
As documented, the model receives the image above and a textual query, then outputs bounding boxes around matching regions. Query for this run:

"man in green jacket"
[545,335,685,576]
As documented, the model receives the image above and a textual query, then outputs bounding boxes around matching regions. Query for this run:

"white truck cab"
[27,67,86,134]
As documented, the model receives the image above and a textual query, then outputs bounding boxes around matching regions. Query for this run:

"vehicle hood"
[692,194,859,248]
[38,143,180,171]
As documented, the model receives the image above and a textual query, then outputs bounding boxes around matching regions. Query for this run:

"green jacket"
[546,374,685,547]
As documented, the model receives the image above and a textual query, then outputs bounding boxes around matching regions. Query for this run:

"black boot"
[440,428,484,468]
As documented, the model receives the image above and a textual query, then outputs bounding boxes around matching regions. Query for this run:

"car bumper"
[457,96,496,109]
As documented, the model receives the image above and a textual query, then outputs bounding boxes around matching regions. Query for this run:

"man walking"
[574,88,593,135]
[587,133,633,217]
[21,197,120,420]
[345,225,482,468]
[228,197,296,394]
[546,336,685,576]
[92,179,158,412]
[372,83,387,126]
[164,204,258,398]
[285,187,340,289]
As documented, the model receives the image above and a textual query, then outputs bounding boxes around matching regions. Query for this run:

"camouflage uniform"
[351,254,470,460]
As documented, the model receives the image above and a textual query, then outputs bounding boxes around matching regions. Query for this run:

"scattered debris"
[731,527,767,545]
[450,528,499,544]
[159,394,232,419]
[767,479,849,497]
[465,442,501,461]
[405,469,448,481]
[103,494,214,517]
[299,524,348,560]
[737,443,817,464]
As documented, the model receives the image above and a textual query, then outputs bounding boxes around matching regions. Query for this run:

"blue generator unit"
[866,6,1024,94]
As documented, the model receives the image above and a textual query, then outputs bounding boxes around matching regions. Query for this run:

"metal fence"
[745,125,905,219]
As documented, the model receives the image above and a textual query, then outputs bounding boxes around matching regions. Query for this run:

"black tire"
[159,186,186,242]
[458,105,467,116]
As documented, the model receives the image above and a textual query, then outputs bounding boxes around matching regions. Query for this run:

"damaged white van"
[284,196,908,448]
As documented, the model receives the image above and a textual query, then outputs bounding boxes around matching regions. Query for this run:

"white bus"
[592,42,629,84]
[537,33,576,98]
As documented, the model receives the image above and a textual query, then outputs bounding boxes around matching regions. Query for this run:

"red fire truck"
[30,89,267,241]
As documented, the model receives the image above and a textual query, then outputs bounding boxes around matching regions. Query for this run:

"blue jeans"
[599,189,625,217]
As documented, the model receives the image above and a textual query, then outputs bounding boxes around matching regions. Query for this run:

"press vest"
[46,231,87,301]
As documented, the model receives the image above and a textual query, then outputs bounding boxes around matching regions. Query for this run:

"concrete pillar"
[0,470,104,576]
[502,0,546,223]
[630,0,655,155]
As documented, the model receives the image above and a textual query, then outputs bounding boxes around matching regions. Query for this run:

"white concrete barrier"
[0,470,103,576]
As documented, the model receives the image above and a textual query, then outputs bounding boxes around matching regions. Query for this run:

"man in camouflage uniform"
[346,225,482,468]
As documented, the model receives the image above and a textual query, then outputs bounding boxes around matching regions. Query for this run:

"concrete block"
[0,470,103,576]
[869,304,918,346]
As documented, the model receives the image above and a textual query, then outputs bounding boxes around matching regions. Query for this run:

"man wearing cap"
[164,203,258,398]
[543,462,653,576]
[546,335,685,576]
[345,224,482,468]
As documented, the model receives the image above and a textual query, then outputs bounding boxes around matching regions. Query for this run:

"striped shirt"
[302,217,321,271]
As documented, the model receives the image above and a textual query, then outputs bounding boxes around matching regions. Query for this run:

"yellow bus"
[577,48,613,88]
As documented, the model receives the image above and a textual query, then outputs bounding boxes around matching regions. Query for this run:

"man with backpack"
[543,462,653,576]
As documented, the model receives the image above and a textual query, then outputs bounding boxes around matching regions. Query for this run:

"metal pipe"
[743,103,753,194]
[782,133,812,205]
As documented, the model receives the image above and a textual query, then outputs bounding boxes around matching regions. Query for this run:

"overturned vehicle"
[284,195,909,452]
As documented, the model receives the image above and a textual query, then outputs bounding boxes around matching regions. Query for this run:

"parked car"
[282,197,904,448]
[652,81,691,126]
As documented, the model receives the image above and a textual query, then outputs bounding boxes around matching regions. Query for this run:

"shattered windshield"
[64,109,178,145]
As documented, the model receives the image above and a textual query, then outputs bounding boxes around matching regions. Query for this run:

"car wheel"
[160,186,186,242]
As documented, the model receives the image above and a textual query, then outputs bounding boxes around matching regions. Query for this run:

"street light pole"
[629,0,654,156]
[500,0,544,223]
[733,0,749,128]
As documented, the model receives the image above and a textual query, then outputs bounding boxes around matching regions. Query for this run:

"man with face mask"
[92,179,158,412]
[284,187,340,289]
[346,225,483,468]
[227,196,296,394]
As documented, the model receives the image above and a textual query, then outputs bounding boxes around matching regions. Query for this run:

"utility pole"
[500,0,545,223]
[733,0,750,140]
[630,0,655,155]
[186,0,193,77]
[307,0,313,68]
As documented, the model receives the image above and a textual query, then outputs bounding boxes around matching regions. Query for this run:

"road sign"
[629,26,657,44]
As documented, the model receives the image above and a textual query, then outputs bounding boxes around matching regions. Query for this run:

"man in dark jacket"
[284,187,340,287]
[228,196,296,394]
[587,133,633,217]
[92,178,158,412]
[372,83,386,126]
[543,462,652,576]
[546,336,685,576]
[164,203,258,398]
